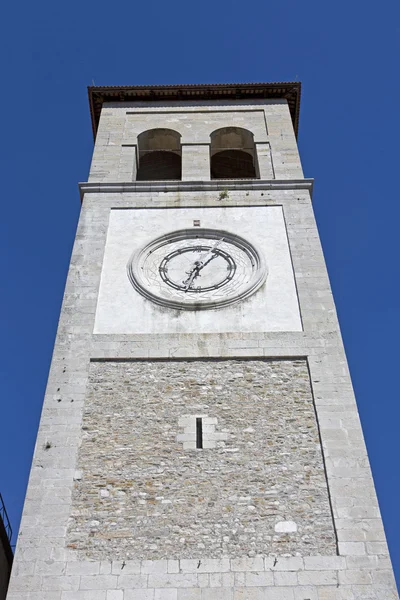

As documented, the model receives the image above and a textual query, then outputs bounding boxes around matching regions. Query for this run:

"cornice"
[88,82,301,139]
[79,179,314,201]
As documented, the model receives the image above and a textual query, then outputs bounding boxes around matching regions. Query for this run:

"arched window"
[210,127,258,179]
[137,129,182,180]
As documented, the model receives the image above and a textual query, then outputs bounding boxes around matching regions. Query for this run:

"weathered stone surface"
[6,95,398,599]
[67,359,335,559]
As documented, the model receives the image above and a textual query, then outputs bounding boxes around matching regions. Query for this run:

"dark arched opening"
[137,129,182,181]
[210,127,258,179]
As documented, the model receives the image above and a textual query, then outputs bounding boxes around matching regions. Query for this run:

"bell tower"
[6,83,398,599]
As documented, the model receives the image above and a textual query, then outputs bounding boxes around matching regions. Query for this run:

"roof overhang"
[88,82,301,140]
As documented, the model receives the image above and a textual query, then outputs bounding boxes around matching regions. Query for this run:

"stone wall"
[6,186,398,599]
[67,359,336,560]
[88,99,304,182]
[6,138,398,595]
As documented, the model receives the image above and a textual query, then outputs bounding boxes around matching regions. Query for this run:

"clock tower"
[7,83,398,599]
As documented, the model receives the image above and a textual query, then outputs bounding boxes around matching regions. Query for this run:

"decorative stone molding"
[79,178,314,199]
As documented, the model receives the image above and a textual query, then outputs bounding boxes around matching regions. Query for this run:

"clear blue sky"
[1,0,399,586]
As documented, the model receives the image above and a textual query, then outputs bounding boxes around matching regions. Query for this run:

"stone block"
[7,575,42,592]
[230,557,264,571]
[297,570,338,586]
[80,575,119,589]
[209,573,235,587]
[180,559,230,573]
[236,588,295,600]
[303,556,346,570]
[154,590,178,600]
[201,589,233,600]
[141,560,168,574]
[62,593,107,600]
[11,561,35,577]
[372,568,398,586]
[183,441,197,450]
[245,571,274,586]
[366,541,389,555]
[273,571,298,586]
[148,574,198,588]
[293,587,318,600]
[125,591,154,600]
[345,555,379,569]
[275,520,297,533]
[338,542,366,555]
[42,575,80,591]
[233,589,264,600]
[167,560,180,574]
[107,592,124,600]
[351,584,397,599]
[112,560,141,574]
[234,573,245,587]
[66,561,101,575]
[338,569,372,585]
[7,594,62,600]
[198,574,210,587]
[317,588,354,600]
[176,433,196,442]
[100,561,112,574]
[270,557,304,571]
[117,574,148,588]
[177,590,201,600]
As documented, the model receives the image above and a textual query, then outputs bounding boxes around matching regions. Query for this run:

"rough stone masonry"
[67,359,336,560]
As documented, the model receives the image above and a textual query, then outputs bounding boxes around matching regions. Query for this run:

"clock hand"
[182,238,225,291]
[184,251,218,279]
[183,267,199,291]
[196,238,224,269]
[182,253,217,291]
[199,251,219,270]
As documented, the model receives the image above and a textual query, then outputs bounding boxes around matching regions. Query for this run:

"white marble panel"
[94,204,302,334]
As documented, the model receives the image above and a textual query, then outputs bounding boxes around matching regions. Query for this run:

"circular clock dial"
[127,229,267,311]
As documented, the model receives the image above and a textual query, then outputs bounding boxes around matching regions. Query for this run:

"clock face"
[127,229,267,310]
